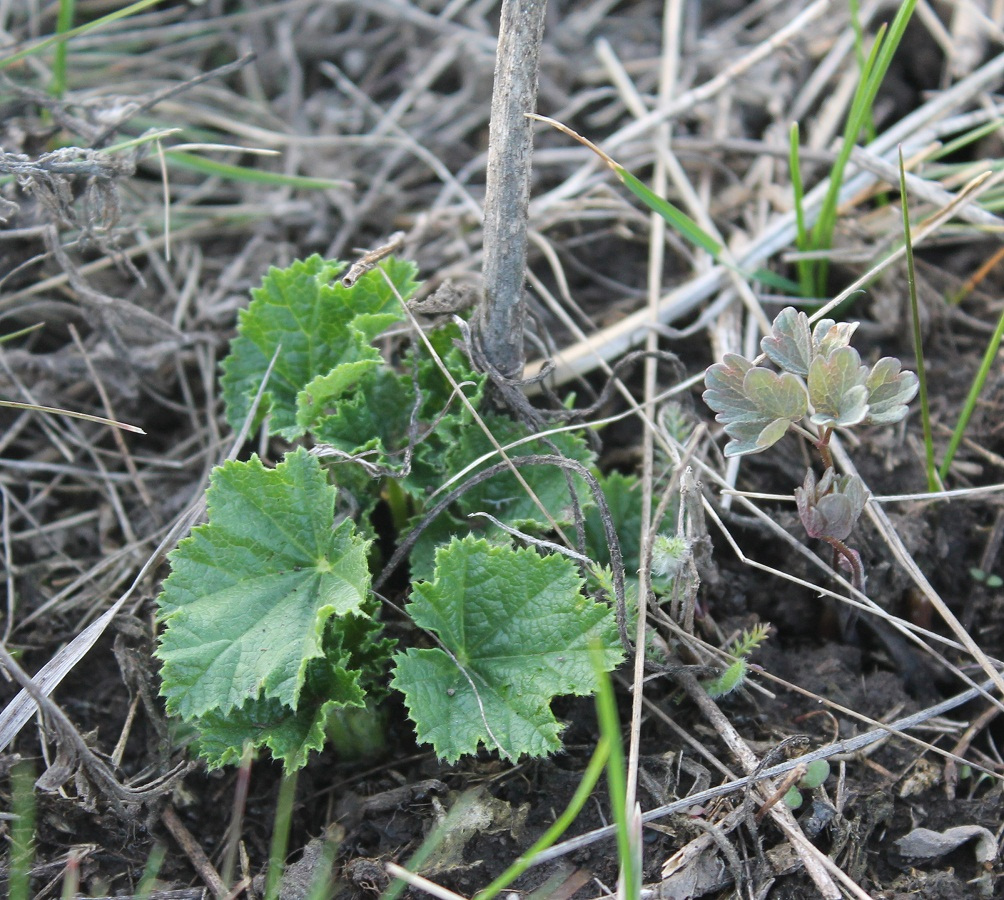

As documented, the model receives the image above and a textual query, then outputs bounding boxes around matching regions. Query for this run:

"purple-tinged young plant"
[794,467,867,543]
[703,307,918,615]
[795,467,868,593]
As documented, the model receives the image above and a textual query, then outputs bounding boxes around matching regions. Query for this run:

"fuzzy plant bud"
[650,535,691,580]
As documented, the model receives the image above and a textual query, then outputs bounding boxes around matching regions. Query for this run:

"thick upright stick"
[479,0,547,379]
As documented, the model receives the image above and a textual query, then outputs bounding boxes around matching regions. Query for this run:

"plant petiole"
[814,427,835,470]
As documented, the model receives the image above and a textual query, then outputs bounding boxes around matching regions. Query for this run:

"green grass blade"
[304,833,341,900]
[0,0,163,70]
[930,118,1004,162]
[747,268,803,294]
[50,0,76,99]
[135,844,167,899]
[789,122,814,297]
[0,323,44,344]
[532,113,798,294]
[9,761,36,900]
[867,0,920,88]
[615,165,722,257]
[849,0,877,144]
[163,150,346,190]
[379,790,485,900]
[263,770,299,900]
[811,0,917,296]
[899,148,937,491]
[938,302,1004,481]
[592,644,640,900]
[617,164,801,293]
[473,737,610,900]
[811,23,887,295]
[858,0,917,133]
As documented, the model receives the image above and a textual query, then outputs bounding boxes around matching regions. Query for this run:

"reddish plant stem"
[826,536,864,637]
[825,536,864,592]
[816,427,834,470]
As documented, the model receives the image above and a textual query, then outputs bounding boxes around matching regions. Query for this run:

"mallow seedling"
[155,256,626,771]
[703,307,918,595]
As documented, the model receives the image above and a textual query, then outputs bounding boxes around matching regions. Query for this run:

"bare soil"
[2,1,1004,898]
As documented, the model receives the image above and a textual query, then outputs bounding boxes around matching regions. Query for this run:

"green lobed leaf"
[704,355,809,457]
[728,417,792,457]
[391,537,623,761]
[192,672,362,772]
[189,609,393,771]
[812,318,859,358]
[447,414,596,531]
[295,360,385,430]
[220,255,417,439]
[703,354,760,423]
[864,357,918,425]
[710,368,806,457]
[742,368,808,421]
[807,346,870,428]
[304,323,486,500]
[156,448,372,723]
[760,307,813,376]
[306,367,414,461]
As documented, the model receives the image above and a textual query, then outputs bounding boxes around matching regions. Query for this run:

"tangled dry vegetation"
[2,0,1004,898]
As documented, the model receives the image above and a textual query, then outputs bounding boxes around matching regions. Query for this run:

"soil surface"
[1,2,1004,899]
